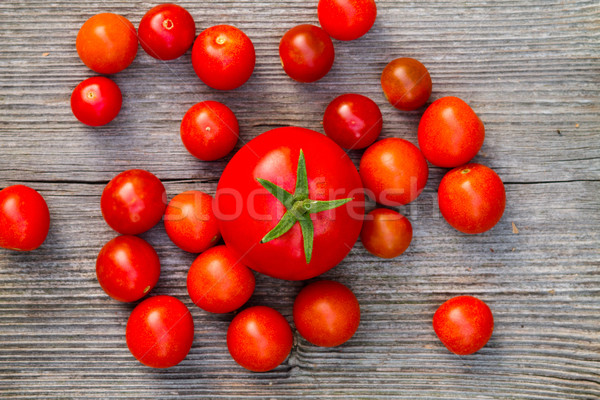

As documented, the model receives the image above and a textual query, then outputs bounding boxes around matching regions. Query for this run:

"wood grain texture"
[0,0,599,398]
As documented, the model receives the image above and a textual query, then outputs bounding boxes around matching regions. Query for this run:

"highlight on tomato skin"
[432,295,494,355]
[0,185,50,252]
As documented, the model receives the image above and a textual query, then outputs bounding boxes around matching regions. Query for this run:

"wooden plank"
[0,0,599,398]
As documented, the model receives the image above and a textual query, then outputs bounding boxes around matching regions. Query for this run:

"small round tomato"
[361,208,412,258]
[381,58,432,111]
[418,96,485,168]
[0,185,50,251]
[323,93,382,150]
[187,245,255,313]
[70,77,122,127]
[318,0,377,41]
[293,280,360,347]
[438,163,506,234]
[227,306,293,372]
[279,24,335,83]
[101,169,167,235]
[96,236,160,302]
[76,13,138,74]
[138,3,196,60]
[191,25,255,90]
[126,295,194,368]
[433,295,494,355]
[359,138,429,206]
[164,190,220,253]
[180,101,239,161]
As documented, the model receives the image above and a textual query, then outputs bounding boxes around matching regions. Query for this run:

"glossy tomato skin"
[101,169,167,235]
[279,24,335,83]
[293,280,360,347]
[318,0,377,41]
[361,208,412,259]
[227,306,293,372]
[76,13,138,74]
[191,25,255,90]
[126,295,194,368]
[96,236,160,302]
[0,185,50,251]
[323,93,382,150]
[164,190,220,253]
[438,163,506,234]
[187,245,255,313]
[418,97,485,168]
[70,77,122,126]
[433,295,494,355]
[215,127,364,281]
[180,101,239,161]
[359,138,429,206]
[381,58,432,111]
[138,4,196,60]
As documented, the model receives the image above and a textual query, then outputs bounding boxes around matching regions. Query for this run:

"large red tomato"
[215,127,364,281]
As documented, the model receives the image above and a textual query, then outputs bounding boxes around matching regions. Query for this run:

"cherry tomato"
[227,306,293,372]
[279,24,335,83]
[433,295,494,355]
[187,245,255,313]
[360,208,412,259]
[293,280,360,347]
[0,185,50,251]
[76,13,138,74]
[96,236,160,302]
[318,0,377,41]
[418,96,485,168]
[215,127,364,281]
[138,4,196,60]
[191,25,255,90]
[126,295,194,368]
[180,101,239,161]
[70,77,122,127]
[164,190,220,253]
[323,93,382,150]
[101,169,167,235]
[359,138,429,206]
[381,58,432,111]
[438,163,506,234]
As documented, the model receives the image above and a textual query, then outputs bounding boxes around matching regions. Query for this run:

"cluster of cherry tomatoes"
[0,0,504,372]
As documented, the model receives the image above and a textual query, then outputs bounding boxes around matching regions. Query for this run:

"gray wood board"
[0,0,599,398]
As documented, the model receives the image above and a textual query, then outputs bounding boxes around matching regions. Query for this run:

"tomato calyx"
[257,150,353,263]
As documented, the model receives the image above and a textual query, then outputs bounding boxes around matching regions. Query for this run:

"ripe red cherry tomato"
[293,280,360,347]
[164,190,220,253]
[138,4,196,60]
[359,138,429,206]
[361,208,412,259]
[0,185,50,251]
[323,93,382,150]
[76,13,138,74]
[279,24,335,83]
[433,295,494,355]
[126,295,194,368]
[318,0,377,41]
[180,101,239,161]
[418,96,485,168]
[381,58,432,111]
[101,169,167,235]
[227,306,293,372]
[187,245,255,313]
[70,77,122,127]
[438,163,506,234]
[191,25,255,90]
[216,127,365,281]
[96,236,160,302]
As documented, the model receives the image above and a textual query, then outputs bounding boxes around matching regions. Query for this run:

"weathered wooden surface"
[1,0,599,398]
